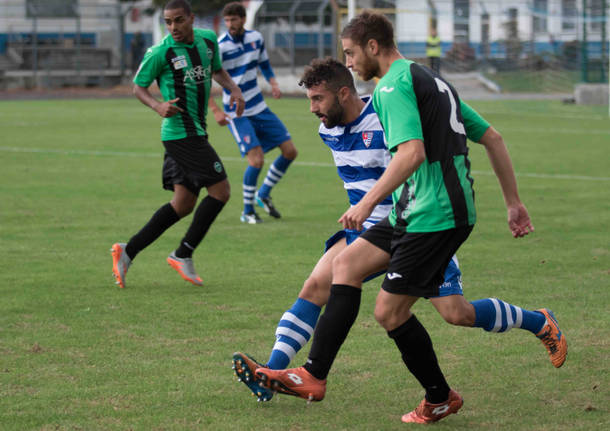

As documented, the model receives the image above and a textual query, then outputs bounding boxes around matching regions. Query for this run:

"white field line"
[502,127,609,135]
[464,109,610,122]
[1,146,609,182]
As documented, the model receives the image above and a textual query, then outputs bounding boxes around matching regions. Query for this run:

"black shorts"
[360,217,473,297]
[162,135,227,196]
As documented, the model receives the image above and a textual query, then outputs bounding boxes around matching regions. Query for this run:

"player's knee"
[300,276,330,306]
[374,305,396,331]
[173,201,195,218]
[331,252,353,279]
[249,158,264,169]
[208,180,231,203]
[282,144,298,160]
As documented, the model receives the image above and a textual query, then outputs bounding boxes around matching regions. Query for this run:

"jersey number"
[435,78,466,135]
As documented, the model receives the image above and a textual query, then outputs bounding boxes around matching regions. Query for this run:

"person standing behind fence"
[130,31,146,74]
[426,27,441,74]
[208,2,298,224]
[111,0,245,288]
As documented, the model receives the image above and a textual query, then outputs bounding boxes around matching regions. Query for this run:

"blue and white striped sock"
[257,155,293,199]
[266,298,321,370]
[471,298,545,334]
[242,165,261,214]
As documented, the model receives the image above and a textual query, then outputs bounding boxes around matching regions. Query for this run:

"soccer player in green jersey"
[111,0,245,288]
[256,11,566,424]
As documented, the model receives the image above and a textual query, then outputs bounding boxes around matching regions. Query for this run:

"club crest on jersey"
[362,131,373,148]
[243,135,251,144]
[171,55,188,70]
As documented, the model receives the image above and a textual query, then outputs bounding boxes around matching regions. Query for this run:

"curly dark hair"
[299,57,356,93]
[340,10,395,50]
[222,2,246,18]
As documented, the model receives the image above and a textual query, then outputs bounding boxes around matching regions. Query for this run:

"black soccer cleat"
[256,193,281,219]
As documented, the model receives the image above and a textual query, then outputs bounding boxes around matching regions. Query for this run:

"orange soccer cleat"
[111,242,131,288]
[536,308,567,368]
[256,366,326,402]
[401,389,463,424]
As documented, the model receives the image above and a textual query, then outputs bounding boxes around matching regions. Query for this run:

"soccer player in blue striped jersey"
[232,57,460,402]
[209,2,297,224]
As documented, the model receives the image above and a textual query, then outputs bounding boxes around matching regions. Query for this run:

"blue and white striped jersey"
[217,30,273,118]
[319,96,393,229]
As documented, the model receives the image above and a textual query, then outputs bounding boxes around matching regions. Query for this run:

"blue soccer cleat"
[232,352,274,402]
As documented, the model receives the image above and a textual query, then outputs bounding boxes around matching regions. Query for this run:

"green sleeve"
[373,75,423,152]
[460,100,490,142]
[133,46,164,88]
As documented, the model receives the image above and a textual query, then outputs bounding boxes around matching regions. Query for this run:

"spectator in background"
[130,31,145,74]
[426,27,441,74]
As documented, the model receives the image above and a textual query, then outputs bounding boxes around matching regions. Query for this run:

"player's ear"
[338,86,350,102]
[366,39,379,55]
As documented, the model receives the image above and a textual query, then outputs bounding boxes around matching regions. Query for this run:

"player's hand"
[271,83,281,99]
[229,90,245,117]
[507,203,534,238]
[154,97,184,118]
[213,109,230,126]
[339,202,372,231]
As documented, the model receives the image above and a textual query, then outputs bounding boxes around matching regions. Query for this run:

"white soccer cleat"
[167,252,203,286]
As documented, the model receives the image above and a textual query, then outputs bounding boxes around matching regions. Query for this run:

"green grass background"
[0,96,609,430]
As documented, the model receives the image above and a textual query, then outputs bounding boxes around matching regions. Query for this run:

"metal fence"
[0,0,151,88]
[0,0,607,94]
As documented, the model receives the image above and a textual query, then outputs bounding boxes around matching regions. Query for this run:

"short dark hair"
[340,10,395,50]
[164,0,192,15]
[299,57,356,93]
[223,2,246,18]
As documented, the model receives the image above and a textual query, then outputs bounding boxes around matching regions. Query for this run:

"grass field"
[1,95,609,430]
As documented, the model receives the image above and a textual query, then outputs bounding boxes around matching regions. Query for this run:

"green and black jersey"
[134,28,222,141]
[373,59,490,233]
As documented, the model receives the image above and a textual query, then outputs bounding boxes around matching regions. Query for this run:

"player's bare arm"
[133,85,184,118]
[477,127,534,238]
[269,77,281,99]
[208,98,230,126]
[212,69,245,116]
[339,139,425,231]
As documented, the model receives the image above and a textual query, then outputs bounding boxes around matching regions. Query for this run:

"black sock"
[387,315,450,404]
[125,203,180,260]
[304,284,361,380]
[175,196,225,258]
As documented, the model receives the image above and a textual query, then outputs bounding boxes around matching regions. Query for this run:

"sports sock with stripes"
[266,298,321,370]
[175,196,225,258]
[304,284,361,380]
[470,298,546,334]
[388,314,450,404]
[257,155,293,199]
[125,203,180,260]
[242,165,261,214]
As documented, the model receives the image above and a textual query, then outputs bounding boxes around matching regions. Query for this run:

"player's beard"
[359,54,380,81]
[229,27,244,38]
[321,95,344,128]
